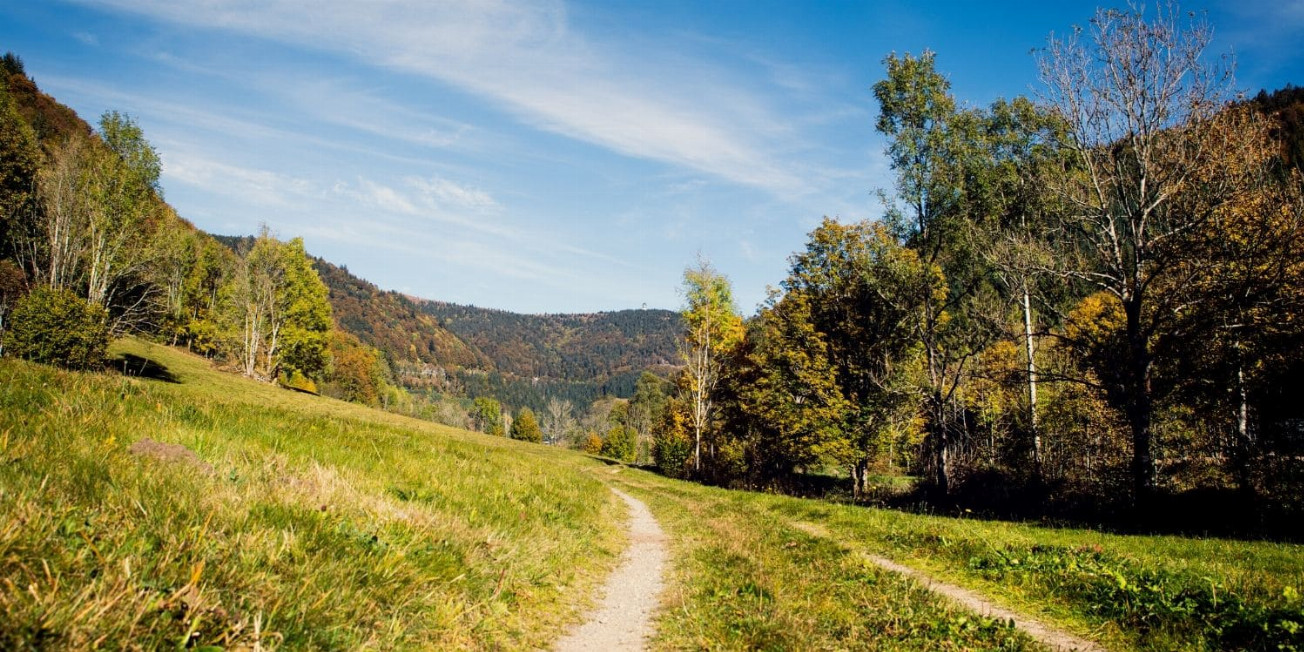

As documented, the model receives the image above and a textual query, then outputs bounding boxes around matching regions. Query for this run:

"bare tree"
[1037,2,1235,503]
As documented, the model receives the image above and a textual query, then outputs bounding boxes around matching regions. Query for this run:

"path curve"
[554,488,667,652]
[793,521,1104,652]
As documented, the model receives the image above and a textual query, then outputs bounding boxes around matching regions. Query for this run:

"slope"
[0,339,625,649]
[418,300,680,386]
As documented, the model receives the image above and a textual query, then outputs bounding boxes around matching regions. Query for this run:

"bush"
[510,407,543,443]
[6,286,108,370]
[582,431,604,455]
[601,425,637,463]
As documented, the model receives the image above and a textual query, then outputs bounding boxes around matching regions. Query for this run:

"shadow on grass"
[112,353,180,384]
[642,462,1304,543]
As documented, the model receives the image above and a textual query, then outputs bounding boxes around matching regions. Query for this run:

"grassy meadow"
[2,339,1302,650]
[600,467,1304,651]
[0,339,626,649]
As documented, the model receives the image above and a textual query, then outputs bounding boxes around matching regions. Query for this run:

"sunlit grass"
[0,339,624,649]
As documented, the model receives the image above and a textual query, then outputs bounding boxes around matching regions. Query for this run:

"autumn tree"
[1037,3,1239,503]
[738,288,850,481]
[510,407,543,443]
[777,219,931,494]
[680,258,744,473]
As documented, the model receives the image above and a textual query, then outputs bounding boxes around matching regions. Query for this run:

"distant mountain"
[416,300,681,385]
[303,257,682,409]
[311,257,487,370]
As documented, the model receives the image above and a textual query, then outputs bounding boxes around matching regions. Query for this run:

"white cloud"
[162,150,318,208]
[77,0,813,195]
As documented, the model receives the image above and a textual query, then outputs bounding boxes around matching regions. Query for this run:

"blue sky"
[3,1,1301,313]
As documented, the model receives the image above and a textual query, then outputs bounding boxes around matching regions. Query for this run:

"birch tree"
[680,258,743,473]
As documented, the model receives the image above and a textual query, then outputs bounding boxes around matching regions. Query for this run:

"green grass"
[598,469,1035,651]
[4,339,1302,650]
[601,465,1303,651]
[0,339,625,649]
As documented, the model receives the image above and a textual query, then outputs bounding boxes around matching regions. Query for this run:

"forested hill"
[1249,84,1304,171]
[298,253,681,402]
[417,300,681,384]
[309,257,487,370]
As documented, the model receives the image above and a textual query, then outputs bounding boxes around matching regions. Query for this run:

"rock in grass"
[128,438,214,474]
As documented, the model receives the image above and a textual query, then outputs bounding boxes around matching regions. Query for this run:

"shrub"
[6,286,108,370]
[601,425,637,463]
[582,431,604,455]
[510,407,543,443]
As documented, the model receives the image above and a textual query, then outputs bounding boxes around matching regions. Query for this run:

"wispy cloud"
[162,149,319,209]
[76,0,814,195]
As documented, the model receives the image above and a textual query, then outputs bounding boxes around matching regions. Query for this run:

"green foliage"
[471,396,504,436]
[275,237,332,379]
[963,544,1304,650]
[0,80,38,261]
[5,286,107,370]
[510,407,543,443]
[599,425,636,463]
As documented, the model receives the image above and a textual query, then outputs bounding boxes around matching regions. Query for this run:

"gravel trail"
[554,488,667,652]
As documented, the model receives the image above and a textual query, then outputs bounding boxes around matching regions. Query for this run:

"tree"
[1037,3,1238,503]
[971,97,1069,479]
[680,258,744,473]
[273,237,332,381]
[738,288,851,481]
[0,80,39,264]
[875,51,1001,495]
[628,372,669,464]
[471,397,504,436]
[225,230,331,381]
[86,112,162,330]
[542,397,577,445]
[510,407,543,443]
[600,424,637,463]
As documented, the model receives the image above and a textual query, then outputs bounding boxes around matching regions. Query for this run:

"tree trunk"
[1022,283,1041,478]
[1125,300,1156,507]
[1233,357,1255,496]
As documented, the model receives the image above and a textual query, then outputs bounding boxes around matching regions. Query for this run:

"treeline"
[0,54,403,409]
[650,7,1304,531]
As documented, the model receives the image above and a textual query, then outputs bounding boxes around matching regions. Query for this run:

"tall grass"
[0,340,624,649]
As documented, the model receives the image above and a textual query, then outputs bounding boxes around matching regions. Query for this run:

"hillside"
[0,340,626,648]
[311,257,487,370]
[418,300,680,384]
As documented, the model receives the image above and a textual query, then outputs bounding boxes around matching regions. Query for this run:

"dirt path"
[792,522,1106,652]
[554,488,667,652]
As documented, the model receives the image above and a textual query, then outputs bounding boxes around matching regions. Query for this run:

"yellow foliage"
[1065,291,1125,345]
[581,431,603,455]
